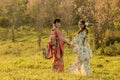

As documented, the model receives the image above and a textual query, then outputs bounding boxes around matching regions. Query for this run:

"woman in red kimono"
[46,19,70,72]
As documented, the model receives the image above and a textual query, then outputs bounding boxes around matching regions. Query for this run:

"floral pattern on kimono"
[46,27,66,72]
[67,30,92,77]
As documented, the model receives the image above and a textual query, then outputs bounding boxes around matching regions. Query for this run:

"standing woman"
[45,19,70,72]
[67,20,92,77]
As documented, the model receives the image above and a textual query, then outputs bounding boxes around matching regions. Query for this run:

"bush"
[104,29,120,46]
[95,42,120,56]
[103,46,114,56]
[17,25,32,31]
[0,17,10,28]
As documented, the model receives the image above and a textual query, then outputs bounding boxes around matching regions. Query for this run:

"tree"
[74,0,120,49]
[0,0,29,42]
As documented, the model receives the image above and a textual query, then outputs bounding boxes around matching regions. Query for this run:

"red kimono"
[46,27,66,72]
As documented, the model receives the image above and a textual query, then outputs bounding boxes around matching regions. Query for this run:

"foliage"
[0,29,120,79]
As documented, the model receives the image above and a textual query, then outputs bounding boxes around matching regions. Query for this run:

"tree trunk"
[11,25,15,42]
[37,34,41,48]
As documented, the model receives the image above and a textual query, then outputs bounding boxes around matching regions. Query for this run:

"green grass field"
[0,28,120,80]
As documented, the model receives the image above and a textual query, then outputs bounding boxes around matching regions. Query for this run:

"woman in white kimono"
[67,20,93,77]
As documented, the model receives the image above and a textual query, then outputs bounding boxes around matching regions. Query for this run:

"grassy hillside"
[0,28,120,80]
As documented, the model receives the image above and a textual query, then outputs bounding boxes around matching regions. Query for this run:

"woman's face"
[55,22,61,28]
[79,22,84,29]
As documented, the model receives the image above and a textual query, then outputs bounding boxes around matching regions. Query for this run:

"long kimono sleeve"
[87,44,93,58]
[45,29,56,59]
[71,35,79,45]
[46,42,53,59]
[71,35,80,54]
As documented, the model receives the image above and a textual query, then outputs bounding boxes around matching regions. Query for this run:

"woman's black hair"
[53,19,61,24]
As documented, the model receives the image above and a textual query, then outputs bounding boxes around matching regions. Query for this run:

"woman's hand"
[67,42,73,48]
[67,42,71,46]
[66,41,71,47]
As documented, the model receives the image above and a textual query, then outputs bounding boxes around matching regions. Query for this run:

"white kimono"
[67,30,93,77]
